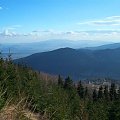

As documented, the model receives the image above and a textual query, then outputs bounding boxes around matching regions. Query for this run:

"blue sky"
[0,0,120,43]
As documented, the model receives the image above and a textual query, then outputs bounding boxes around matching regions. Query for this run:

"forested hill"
[15,47,120,80]
[0,57,120,119]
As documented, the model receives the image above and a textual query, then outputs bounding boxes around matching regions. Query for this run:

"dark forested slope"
[15,47,120,79]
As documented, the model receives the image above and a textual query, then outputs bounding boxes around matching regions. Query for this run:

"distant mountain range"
[15,47,120,80]
[85,43,120,50]
[0,39,111,59]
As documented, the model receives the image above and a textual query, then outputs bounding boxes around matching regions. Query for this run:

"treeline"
[58,75,120,101]
[58,75,120,120]
[0,56,120,120]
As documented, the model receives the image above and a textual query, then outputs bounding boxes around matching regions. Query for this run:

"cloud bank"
[1,29,120,43]
[78,16,120,26]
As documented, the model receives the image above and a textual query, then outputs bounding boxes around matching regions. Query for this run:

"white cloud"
[0,25,22,37]
[0,25,22,38]
[1,28,120,43]
[4,25,22,30]
[78,16,120,26]
[0,6,3,10]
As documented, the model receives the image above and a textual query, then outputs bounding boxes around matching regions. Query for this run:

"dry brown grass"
[0,97,43,120]
[0,105,43,120]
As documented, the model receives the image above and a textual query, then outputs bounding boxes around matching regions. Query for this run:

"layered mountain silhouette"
[15,47,120,80]
[1,39,110,59]
[85,43,120,50]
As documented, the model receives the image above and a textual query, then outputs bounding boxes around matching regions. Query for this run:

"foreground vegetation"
[0,56,120,120]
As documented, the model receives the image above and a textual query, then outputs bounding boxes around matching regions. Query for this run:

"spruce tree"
[93,89,97,102]
[104,85,109,101]
[58,75,64,87]
[64,76,73,90]
[109,83,117,101]
[108,101,120,120]
[85,87,88,98]
[98,86,103,99]
[117,87,120,100]
[77,81,84,99]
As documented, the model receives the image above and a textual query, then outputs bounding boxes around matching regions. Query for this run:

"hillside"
[0,56,120,120]
[15,47,120,80]
[0,57,120,120]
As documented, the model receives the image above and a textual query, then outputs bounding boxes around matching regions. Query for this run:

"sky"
[0,0,120,43]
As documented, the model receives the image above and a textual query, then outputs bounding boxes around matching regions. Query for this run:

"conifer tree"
[93,89,97,102]
[64,76,73,90]
[109,83,117,101]
[108,101,120,120]
[58,75,64,87]
[77,81,84,99]
[98,86,103,99]
[104,85,109,101]
[117,87,120,100]
[85,87,88,98]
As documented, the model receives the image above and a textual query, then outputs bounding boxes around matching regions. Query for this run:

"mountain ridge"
[15,47,120,80]
[1,39,111,59]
